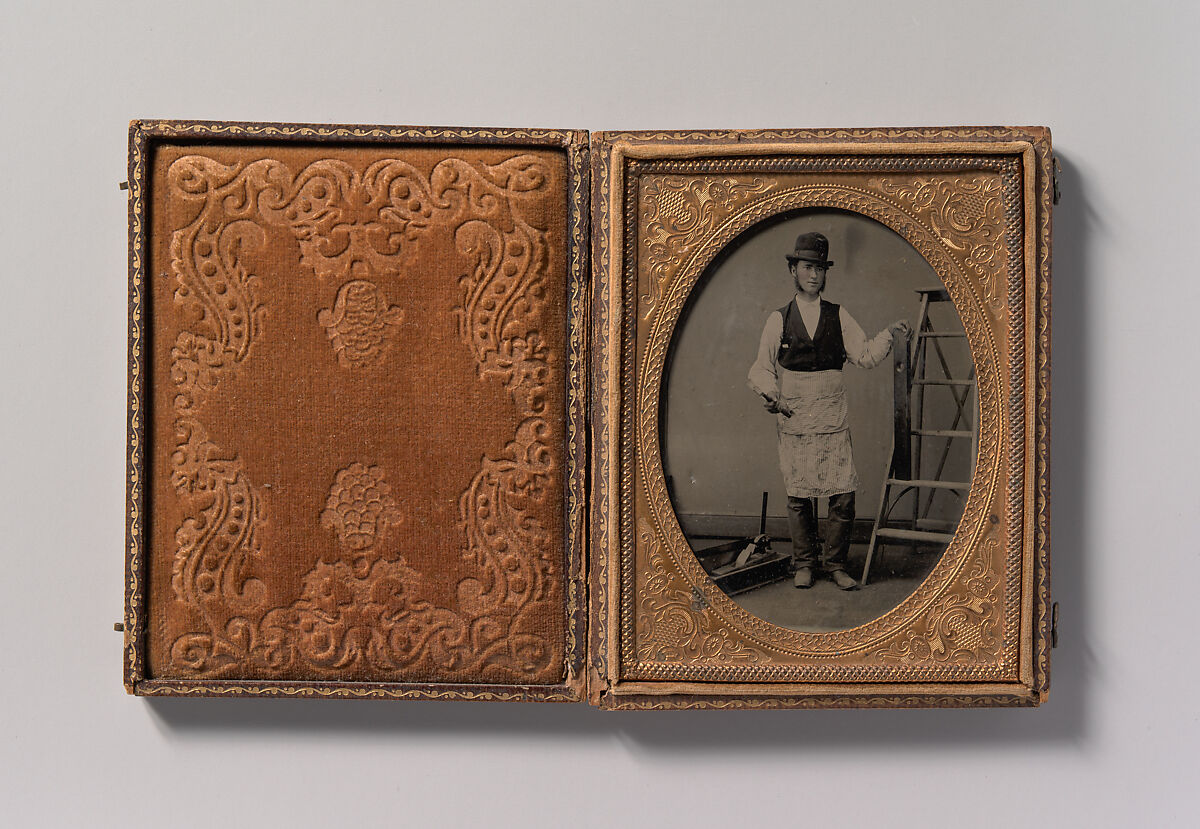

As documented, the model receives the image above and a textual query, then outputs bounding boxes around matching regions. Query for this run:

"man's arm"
[747,311,790,414]
[841,307,905,369]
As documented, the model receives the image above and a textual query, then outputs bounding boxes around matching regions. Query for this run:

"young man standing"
[747,232,910,590]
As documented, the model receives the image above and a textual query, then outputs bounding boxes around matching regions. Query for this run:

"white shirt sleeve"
[747,311,783,399]
[840,307,893,369]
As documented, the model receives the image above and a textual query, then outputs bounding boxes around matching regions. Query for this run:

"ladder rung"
[918,332,966,338]
[912,429,972,438]
[874,528,955,544]
[915,288,950,300]
[886,478,969,490]
[916,518,958,530]
[914,379,976,386]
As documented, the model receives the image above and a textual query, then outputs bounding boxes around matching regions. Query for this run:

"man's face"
[792,261,827,297]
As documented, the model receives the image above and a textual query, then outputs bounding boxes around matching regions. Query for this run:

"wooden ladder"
[860,287,976,585]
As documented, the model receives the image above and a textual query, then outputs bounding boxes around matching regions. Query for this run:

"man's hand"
[762,394,794,417]
[888,320,913,341]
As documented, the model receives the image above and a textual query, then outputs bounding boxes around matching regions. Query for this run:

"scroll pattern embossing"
[163,153,561,683]
[639,175,776,318]
[872,536,1002,664]
[169,418,266,610]
[635,518,764,664]
[876,176,1006,313]
[171,420,557,678]
[603,126,1039,144]
[626,177,1013,682]
[590,149,615,683]
[602,694,1030,710]
[579,132,1045,705]
[1033,135,1054,694]
[561,141,589,676]
[443,156,551,397]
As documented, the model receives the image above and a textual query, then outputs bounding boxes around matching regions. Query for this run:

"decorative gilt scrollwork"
[625,171,1017,682]
[636,518,764,664]
[639,175,776,318]
[872,537,1002,664]
[876,176,1007,313]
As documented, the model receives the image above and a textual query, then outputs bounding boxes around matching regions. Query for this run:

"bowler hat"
[786,232,834,268]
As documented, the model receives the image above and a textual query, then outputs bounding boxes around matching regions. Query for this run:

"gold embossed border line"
[123,120,590,703]
[588,128,1052,709]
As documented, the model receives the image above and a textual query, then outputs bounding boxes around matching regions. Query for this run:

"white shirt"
[747,294,893,399]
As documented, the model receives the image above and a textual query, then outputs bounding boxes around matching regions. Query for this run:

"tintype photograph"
[663,210,977,633]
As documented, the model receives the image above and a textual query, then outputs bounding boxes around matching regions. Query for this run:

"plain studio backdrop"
[1,1,1196,827]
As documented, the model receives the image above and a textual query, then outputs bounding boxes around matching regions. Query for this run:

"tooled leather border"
[123,120,590,702]
[589,127,1052,709]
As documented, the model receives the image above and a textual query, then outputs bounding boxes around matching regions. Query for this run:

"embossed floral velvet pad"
[141,138,577,688]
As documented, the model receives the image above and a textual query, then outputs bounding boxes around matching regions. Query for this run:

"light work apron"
[775,367,858,498]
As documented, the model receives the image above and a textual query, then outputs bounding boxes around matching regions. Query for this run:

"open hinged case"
[124,122,1053,708]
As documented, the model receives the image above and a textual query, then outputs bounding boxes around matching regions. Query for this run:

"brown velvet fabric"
[146,142,568,685]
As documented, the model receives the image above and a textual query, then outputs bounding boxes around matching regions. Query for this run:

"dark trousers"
[786,492,855,573]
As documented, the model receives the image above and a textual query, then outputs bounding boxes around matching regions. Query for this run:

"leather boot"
[829,569,859,591]
[793,566,813,589]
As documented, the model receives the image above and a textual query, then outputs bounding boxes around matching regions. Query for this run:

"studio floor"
[689,538,944,632]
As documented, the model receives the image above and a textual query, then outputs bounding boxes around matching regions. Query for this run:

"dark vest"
[777,299,846,372]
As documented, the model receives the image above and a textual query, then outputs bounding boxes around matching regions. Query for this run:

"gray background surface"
[2,1,1196,826]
